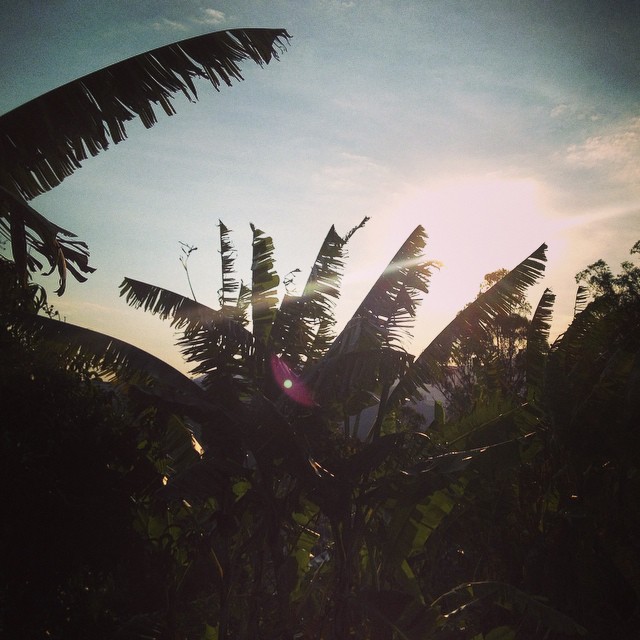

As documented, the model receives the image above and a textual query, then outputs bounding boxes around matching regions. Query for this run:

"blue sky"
[2,1,639,371]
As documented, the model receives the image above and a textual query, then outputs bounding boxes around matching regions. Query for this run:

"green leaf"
[203,623,218,640]
[485,625,516,640]
[250,223,280,348]
[232,480,251,501]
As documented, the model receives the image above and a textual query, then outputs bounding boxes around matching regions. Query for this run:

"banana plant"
[111,223,562,638]
[0,28,291,294]
[11,220,594,639]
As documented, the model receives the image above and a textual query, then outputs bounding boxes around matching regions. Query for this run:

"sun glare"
[385,176,554,349]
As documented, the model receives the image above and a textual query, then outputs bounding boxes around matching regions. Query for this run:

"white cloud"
[550,103,570,118]
[562,116,640,184]
[151,8,225,32]
[152,18,188,32]
[320,0,356,9]
[194,9,226,25]
[550,102,600,121]
[314,152,391,192]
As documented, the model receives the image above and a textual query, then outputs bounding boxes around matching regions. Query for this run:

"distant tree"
[433,268,536,419]
[575,240,640,304]
[534,241,640,637]
[405,244,640,639]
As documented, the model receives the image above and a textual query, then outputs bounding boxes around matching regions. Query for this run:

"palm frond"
[573,284,589,316]
[313,347,413,413]
[0,186,95,294]
[0,28,290,293]
[119,276,255,382]
[0,28,291,200]
[389,243,548,408]
[10,313,206,404]
[120,276,219,329]
[304,219,368,319]
[297,226,434,426]
[327,226,433,360]
[526,287,555,400]
[270,220,367,367]
[230,280,252,329]
[342,215,370,243]
[218,220,239,307]
[250,223,280,348]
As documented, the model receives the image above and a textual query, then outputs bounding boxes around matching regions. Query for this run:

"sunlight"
[399,176,548,292]
[333,176,556,354]
[386,176,554,349]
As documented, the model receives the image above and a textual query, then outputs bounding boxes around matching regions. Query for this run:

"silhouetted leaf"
[270,220,366,367]
[0,186,94,294]
[307,226,435,415]
[0,28,290,293]
[0,29,291,200]
[389,244,547,408]
[250,224,280,349]
[526,288,554,400]
[218,220,239,308]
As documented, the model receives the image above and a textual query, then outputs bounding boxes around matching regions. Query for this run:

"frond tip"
[0,28,292,201]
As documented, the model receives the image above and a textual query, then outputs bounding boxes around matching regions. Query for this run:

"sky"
[2,0,639,372]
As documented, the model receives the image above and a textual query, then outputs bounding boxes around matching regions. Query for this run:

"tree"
[415,241,640,639]
[537,242,640,637]
[3,17,613,639]
[0,28,291,295]
[430,268,541,420]
[9,218,594,639]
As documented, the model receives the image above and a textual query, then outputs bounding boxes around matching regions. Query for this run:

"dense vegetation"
[1,27,639,640]
[3,231,639,638]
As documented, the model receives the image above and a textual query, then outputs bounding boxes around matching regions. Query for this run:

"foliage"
[0,28,291,294]
[427,268,540,420]
[3,21,638,637]
[388,244,548,418]
[539,242,640,637]
[8,219,610,639]
[1,300,161,637]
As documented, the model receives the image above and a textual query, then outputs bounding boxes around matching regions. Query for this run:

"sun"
[386,176,555,350]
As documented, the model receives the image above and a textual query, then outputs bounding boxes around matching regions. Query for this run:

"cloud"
[550,103,600,121]
[152,18,188,32]
[151,8,225,32]
[550,103,570,118]
[194,9,226,25]
[314,152,391,193]
[562,116,640,184]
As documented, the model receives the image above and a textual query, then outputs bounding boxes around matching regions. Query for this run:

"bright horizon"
[2,1,639,373]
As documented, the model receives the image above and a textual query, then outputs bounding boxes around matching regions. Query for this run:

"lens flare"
[270,355,315,406]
